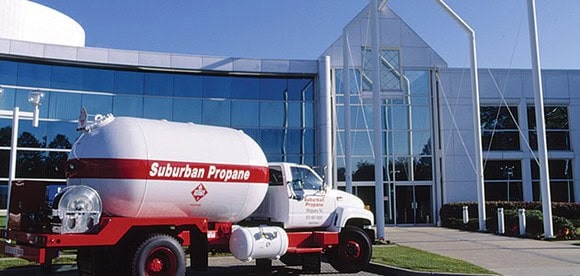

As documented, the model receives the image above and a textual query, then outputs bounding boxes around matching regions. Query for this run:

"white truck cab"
[250,162,374,233]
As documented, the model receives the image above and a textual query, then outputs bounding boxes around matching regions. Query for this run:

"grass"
[372,245,497,275]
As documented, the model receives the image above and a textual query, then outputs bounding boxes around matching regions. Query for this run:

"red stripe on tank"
[67,158,269,183]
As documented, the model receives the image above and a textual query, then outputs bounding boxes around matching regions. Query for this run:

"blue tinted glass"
[302,155,315,167]
[231,101,259,127]
[144,73,174,96]
[202,99,231,126]
[17,63,50,87]
[83,68,114,92]
[413,131,432,156]
[304,129,314,155]
[173,99,202,123]
[240,128,261,145]
[266,153,283,163]
[0,60,18,84]
[260,102,284,127]
[203,76,231,98]
[16,150,48,178]
[47,92,81,120]
[113,95,143,117]
[51,65,83,90]
[288,78,314,101]
[114,71,144,95]
[15,90,49,118]
[46,121,77,149]
[0,88,16,110]
[411,106,431,130]
[0,119,12,146]
[144,97,172,120]
[260,78,286,100]
[391,106,409,130]
[304,103,314,128]
[288,102,304,128]
[82,94,113,115]
[18,121,48,148]
[260,129,283,155]
[392,131,410,155]
[174,74,202,97]
[231,77,260,99]
[286,129,302,155]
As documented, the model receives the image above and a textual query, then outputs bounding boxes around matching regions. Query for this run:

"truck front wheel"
[327,226,372,273]
[132,234,186,276]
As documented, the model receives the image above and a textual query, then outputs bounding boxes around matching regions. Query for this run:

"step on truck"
[0,115,375,275]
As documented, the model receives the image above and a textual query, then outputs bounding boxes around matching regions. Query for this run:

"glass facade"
[335,67,434,224]
[0,58,317,208]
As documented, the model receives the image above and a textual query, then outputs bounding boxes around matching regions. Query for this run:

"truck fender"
[327,206,374,233]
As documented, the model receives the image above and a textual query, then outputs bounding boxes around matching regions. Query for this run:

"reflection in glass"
[114,70,144,95]
[113,95,144,117]
[83,68,114,92]
[288,78,314,101]
[231,77,260,99]
[260,102,284,127]
[260,78,286,100]
[144,97,172,120]
[202,99,230,126]
[17,63,51,87]
[51,65,83,90]
[173,99,202,123]
[231,101,259,127]
[144,73,174,96]
[82,94,113,116]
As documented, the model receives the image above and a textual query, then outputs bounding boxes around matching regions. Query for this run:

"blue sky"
[34,0,580,69]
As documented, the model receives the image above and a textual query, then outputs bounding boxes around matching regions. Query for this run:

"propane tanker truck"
[0,114,375,275]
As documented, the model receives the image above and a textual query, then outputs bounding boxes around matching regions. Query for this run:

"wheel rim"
[340,240,362,261]
[145,247,177,276]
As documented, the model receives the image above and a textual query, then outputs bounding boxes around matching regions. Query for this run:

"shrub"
[440,201,579,240]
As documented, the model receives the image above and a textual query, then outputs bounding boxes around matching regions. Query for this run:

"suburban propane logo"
[149,161,251,182]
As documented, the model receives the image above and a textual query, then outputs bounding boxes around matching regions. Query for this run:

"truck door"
[287,165,335,229]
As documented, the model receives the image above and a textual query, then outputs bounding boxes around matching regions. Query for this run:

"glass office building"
[0,57,320,208]
[0,3,578,225]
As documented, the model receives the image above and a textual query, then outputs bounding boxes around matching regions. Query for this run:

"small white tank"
[229,226,289,262]
[67,116,269,223]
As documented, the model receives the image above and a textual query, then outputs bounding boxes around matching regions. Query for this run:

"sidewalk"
[385,227,580,276]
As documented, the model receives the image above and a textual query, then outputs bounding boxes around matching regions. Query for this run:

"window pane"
[0,120,12,147]
[484,160,522,180]
[286,129,302,155]
[0,152,8,177]
[414,156,432,180]
[288,78,314,101]
[411,106,431,130]
[393,157,410,181]
[231,101,259,127]
[352,158,375,181]
[260,78,286,100]
[528,106,568,129]
[83,68,114,92]
[51,65,83,90]
[231,77,260,99]
[47,92,81,120]
[114,71,144,95]
[287,102,303,128]
[16,150,47,178]
[113,95,143,117]
[260,129,283,155]
[304,129,314,155]
[144,97,172,120]
[392,131,410,155]
[172,99,201,123]
[17,63,50,87]
[82,94,113,116]
[0,60,18,84]
[18,121,48,148]
[413,131,431,155]
[202,99,230,126]
[203,75,231,98]
[174,74,202,98]
[260,102,284,127]
[481,106,518,129]
[144,73,174,96]
[46,121,77,149]
[482,131,520,150]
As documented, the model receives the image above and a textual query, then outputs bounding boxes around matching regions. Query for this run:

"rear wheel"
[327,226,372,273]
[132,234,185,276]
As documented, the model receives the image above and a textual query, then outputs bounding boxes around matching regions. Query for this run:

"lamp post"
[0,86,43,226]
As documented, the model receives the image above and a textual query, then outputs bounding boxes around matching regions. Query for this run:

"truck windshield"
[290,166,323,190]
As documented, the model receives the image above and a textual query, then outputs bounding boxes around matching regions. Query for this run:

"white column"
[318,56,334,187]
[342,30,353,194]
[527,0,553,238]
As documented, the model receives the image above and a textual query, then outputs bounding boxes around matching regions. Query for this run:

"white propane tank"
[229,226,289,262]
[66,116,269,222]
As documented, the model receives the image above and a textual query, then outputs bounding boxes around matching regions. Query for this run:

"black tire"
[327,226,372,273]
[132,234,186,276]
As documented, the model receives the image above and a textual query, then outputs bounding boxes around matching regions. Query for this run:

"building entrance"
[395,185,432,224]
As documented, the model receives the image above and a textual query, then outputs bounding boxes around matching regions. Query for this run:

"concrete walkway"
[386,227,580,276]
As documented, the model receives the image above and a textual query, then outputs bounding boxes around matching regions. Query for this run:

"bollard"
[518,208,526,236]
[497,208,505,234]
[462,206,469,224]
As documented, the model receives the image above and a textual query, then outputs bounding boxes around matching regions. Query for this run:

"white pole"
[436,0,486,231]
[370,0,385,240]
[343,30,353,194]
[318,56,334,188]
[526,0,554,238]
[6,107,19,228]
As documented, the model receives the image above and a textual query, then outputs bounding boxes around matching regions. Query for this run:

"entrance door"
[395,185,432,224]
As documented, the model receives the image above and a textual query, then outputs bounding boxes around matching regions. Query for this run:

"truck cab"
[250,162,374,233]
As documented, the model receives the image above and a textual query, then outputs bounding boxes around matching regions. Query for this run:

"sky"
[32,0,580,69]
